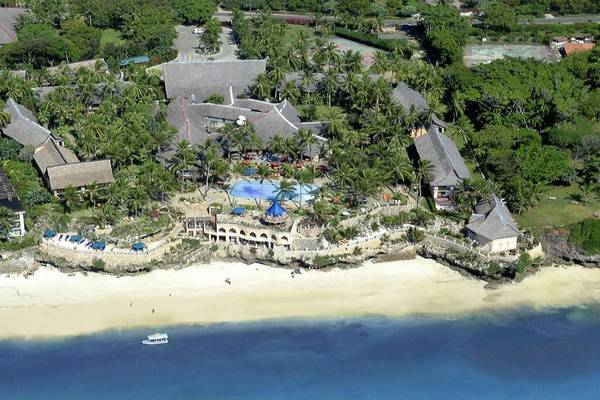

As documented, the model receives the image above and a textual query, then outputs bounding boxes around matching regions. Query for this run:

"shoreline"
[2,257,600,340]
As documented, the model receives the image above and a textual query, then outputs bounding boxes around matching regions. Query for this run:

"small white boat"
[141,333,168,345]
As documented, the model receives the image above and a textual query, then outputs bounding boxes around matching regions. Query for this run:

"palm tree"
[199,140,225,198]
[372,77,390,111]
[580,180,597,204]
[319,69,339,108]
[281,163,296,179]
[323,107,347,139]
[62,186,81,213]
[316,41,339,70]
[300,70,316,95]
[294,128,317,159]
[256,163,271,183]
[252,73,273,100]
[333,165,356,191]
[268,135,286,156]
[389,155,413,185]
[280,81,301,104]
[2,77,27,101]
[415,160,434,209]
[171,141,198,181]
[275,179,295,202]
[127,186,148,217]
[309,200,332,225]
[349,75,371,110]
[0,100,10,127]
[268,61,286,101]
[219,124,238,160]
[341,50,363,74]
[91,203,117,228]
[371,51,390,74]
[0,207,14,241]
[295,166,316,208]
[86,181,101,209]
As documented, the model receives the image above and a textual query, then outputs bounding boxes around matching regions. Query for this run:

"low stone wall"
[526,243,544,260]
[39,239,182,271]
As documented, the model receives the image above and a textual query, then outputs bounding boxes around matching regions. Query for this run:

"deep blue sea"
[3,308,600,399]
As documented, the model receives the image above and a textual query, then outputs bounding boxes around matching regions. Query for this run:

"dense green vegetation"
[569,219,600,255]
[0,0,214,69]
[221,0,422,16]
[231,12,431,207]
[417,4,471,66]
[0,66,178,232]
[229,9,600,222]
[444,53,600,214]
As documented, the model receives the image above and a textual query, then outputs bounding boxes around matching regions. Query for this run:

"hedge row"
[333,27,396,52]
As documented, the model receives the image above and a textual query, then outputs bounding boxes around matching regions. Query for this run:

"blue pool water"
[229,180,319,202]
[3,308,600,399]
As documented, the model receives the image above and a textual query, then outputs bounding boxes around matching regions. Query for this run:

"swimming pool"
[229,180,319,202]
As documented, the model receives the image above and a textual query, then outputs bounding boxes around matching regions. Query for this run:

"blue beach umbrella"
[232,207,245,216]
[43,229,57,239]
[69,234,83,242]
[132,242,146,251]
[91,241,106,251]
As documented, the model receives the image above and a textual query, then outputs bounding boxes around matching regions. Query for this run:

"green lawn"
[283,25,318,46]
[516,184,600,230]
[100,29,125,50]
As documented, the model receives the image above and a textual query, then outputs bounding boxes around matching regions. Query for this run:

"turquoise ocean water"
[2,307,600,399]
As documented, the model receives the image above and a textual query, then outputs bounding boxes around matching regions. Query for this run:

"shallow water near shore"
[3,307,600,399]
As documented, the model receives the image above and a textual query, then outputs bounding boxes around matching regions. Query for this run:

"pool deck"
[229,179,319,203]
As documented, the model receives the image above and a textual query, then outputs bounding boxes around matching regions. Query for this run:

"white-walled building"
[467,195,520,253]
[0,169,25,237]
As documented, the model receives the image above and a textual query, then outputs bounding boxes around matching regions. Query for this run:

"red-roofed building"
[562,42,596,56]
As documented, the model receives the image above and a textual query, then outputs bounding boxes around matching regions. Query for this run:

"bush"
[545,118,600,150]
[204,93,225,104]
[91,257,106,271]
[0,235,37,251]
[515,253,532,274]
[324,225,359,243]
[408,227,425,243]
[334,28,397,52]
[381,212,409,228]
[0,138,21,161]
[182,238,201,250]
[24,188,52,207]
[487,261,500,275]
[569,219,600,255]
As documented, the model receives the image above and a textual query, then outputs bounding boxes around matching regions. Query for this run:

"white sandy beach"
[2,257,600,339]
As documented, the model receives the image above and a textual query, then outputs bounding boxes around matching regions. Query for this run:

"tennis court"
[464,44,560,67]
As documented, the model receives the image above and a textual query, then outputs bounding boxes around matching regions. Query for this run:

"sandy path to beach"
[2,257,600,339]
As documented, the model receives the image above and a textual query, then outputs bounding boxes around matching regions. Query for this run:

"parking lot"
[173,25,238,63]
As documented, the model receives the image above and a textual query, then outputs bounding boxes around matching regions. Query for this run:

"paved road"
[522,15,600,25]
[216,9,600,27]
[173,25,238,63]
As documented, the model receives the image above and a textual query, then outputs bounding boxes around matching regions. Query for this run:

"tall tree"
[415,159,433,209]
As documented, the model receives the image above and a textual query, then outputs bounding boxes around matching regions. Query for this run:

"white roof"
[147,333,168,340]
